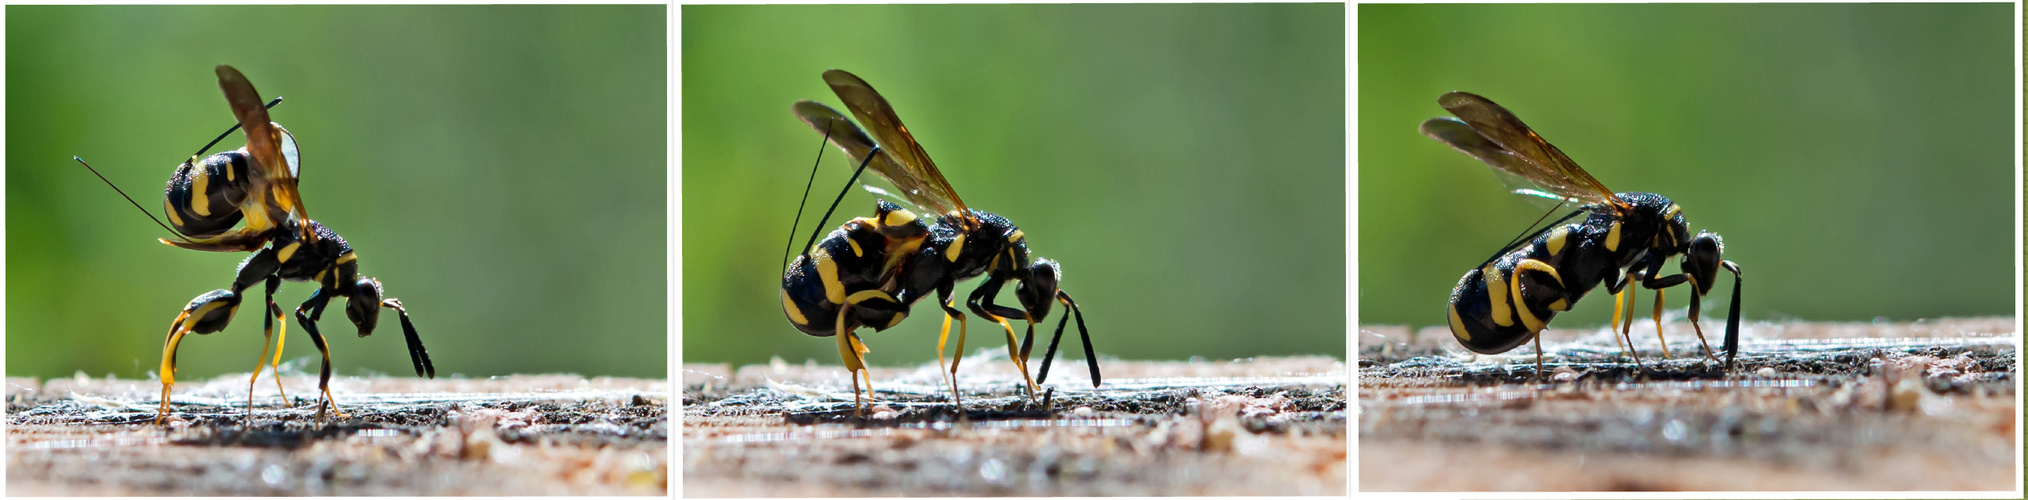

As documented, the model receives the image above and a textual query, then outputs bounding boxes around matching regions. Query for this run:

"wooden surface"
[682,354,1347,496]
[1359,317,2017,491]
[6,373,668,495]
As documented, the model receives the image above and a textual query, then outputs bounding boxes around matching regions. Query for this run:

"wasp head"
[1681,231,1725,296]
[1016,258,1062,321]
[345,277,384,337]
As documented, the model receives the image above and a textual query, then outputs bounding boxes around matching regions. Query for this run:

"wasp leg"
[159,226,270,252]
[968,276,1040,362]
[966,277,1039,400]
[1605,268,1647,371]
[1608,276,1630,358]
[294,289,348,420]
[1640,272,1720,365]
[158,289,246,423]
[1508,259,1568,381]
[934,283,969,411]
[1682,285,1721,365]
[157,248,280,424]
[832,306,869,417]
[247,275,290,421]
[1651,288,1672,359]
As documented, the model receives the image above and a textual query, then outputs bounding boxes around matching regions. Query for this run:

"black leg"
[968,278,1038,399]
[294,289,347,420]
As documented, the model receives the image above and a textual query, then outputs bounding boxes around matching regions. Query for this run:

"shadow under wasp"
[778,69,1098,416]
[74,65,434,424]
[1420,91,1744,377]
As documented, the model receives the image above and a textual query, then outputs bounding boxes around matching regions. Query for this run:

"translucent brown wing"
[818,69,968,218]
[1424,91,1623,211]
[791,100,917,204]
[216,65,309,225]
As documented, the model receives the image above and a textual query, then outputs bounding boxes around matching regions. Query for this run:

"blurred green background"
[683,4,1346,367]
[8,6,667,379]
[1360,4,2013,329]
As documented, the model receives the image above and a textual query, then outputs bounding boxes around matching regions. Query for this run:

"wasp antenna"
[800,143,880,261]
[1722,261,1743,370]
[191,96,281,158]
[1064,292,1098,388]
[784,122,835,270]
[72,156,194,243]
[1037,290,1098,387]
[1479,204,1585,269]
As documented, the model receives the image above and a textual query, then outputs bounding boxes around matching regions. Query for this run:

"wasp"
[779,69,1097,416]
[1421,91,1743,376]
[75,65,434,423]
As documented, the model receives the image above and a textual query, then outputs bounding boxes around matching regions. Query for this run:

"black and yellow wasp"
[779,69,1096,416]
[75,65,434,423]
[1421,91,1743,376]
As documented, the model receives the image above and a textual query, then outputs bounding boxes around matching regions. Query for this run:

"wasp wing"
[791,101,924,210]
[1421,117,1586,211]
[1427,91,1622,210]
[818,69,968,218]
[216,65,310,226]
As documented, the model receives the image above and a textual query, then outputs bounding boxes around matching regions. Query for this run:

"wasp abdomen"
[163,151,254,237]
[780,201,932,337]
[1446,221,1606,354]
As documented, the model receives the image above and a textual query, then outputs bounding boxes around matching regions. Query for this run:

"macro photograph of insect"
[1357,3,2016,493]
[6,6,666,495]
[681,4,1346,496]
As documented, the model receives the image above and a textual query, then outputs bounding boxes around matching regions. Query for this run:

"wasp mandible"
[779,69,1098,416]
[76,65,434,423]
[1421,91,1743,376]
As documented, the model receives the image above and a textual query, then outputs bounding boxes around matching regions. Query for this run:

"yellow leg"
[1621,285,1645,368]
[1533,332,1545,382]
[270,305,289,399]
[994,316,1039,399]
[1611,288,1629,357]
[834,308,869,417]
[158,312,192,425]
[859,362,874,411]
[247,305,290,420]
[315,346,349,420]
[1683,277,1721,365]
[1652,288,1672,359]
[248,330,271,419]
[937,304,967,409]
[318,388,348,420]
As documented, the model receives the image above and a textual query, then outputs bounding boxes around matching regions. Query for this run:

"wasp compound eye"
[346,277,384,337]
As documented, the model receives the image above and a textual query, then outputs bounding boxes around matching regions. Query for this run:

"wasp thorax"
[346,277,384,337]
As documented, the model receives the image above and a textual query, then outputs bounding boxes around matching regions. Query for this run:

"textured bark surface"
[682,355,1348,496]
[1359,317,2017,491]
[6,374,668,495]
